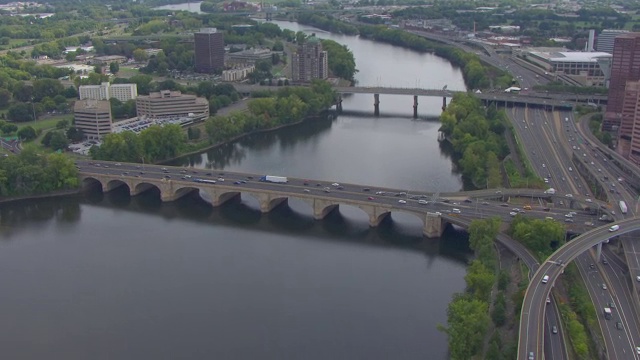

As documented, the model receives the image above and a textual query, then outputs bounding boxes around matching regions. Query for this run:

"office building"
[194,28,225,74]
[136,90,209,118]
[79,82,138,102]
[73,100,112,139]
[292,34,328,82]
[597,29,629,54]
[618,81,640,160]
[603,33,640,131]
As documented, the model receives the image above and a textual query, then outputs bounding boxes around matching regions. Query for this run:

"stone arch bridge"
[80,172,476,238]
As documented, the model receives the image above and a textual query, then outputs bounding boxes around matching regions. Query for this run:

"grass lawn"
[17,114,73,132]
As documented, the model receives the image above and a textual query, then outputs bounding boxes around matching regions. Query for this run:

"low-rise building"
[523,48,612,86]
[136,90,209,118]
[73,100,112,139]
[92,55,128,65]
[79,82,138,102]
[222,65,255,82]
[226,48,273,65]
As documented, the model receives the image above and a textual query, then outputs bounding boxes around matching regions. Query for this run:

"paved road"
[518,217,640,360]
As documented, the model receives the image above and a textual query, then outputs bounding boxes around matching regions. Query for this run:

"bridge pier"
[374,94,380,116]
[261,197,288,213]
[423,212,444,238]
[265,11,272,21]
[413,95,418,118]
[336,95,343,113]
[595,242,603,262]
[442,97,447,111]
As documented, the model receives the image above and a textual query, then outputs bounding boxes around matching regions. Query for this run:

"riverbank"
[0,188,82,205]
[159,111,332,165]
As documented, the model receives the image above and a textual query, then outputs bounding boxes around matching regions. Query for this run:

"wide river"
[0,16,471,360]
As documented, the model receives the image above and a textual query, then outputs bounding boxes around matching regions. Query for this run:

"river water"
[0,13,470,360]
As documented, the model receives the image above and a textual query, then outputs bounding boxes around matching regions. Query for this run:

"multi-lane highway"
[519,218,640,360]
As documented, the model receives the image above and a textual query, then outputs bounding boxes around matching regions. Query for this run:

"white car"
[565,194,573,198]
[398,200,407,204]
[331,183,340,187]
[509,212,517,217]
[418,200,428,205]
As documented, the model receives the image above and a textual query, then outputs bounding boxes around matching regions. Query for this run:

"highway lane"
[518,217,640,360]
[575,251,638,359]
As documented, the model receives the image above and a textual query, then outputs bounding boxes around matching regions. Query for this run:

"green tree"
[109,62,120,75]
[17,126,36,141]
[442,295,491,360]
[133,48,149,63]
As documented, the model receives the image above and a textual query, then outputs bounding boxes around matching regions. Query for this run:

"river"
[0,13,470,360]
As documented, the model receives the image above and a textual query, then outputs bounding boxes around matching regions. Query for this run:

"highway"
[519,217,640,360]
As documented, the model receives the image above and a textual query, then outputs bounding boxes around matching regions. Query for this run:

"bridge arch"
[105,179,129,193]
[133,182,160,196]
[81,176,104,190]
[170,186,200,201]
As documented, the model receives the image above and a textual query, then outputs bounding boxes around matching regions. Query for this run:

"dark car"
[363,188,371,192]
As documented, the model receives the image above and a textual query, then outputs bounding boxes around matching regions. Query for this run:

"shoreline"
[159,112,330,164]
[0,188,83,204]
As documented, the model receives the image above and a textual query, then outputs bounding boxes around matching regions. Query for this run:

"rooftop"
[529,50,612,63]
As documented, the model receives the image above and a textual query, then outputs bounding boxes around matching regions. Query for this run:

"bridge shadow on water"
[78,186,472,264]
[333,109,442,122]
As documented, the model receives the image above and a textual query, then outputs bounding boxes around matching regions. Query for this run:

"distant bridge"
[234,84,582,116]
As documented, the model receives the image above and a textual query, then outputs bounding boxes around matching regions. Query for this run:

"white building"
[524,49,612,86]
[79,82,138,102]
[222,65,255,82]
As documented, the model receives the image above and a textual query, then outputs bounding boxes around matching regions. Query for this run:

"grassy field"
[17,114,73,132]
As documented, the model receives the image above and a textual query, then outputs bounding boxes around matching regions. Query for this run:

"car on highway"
[602,258,608,265]
[546,297,550,304]
[303,189,310,193]
[565,193,573,198]
[636,275,640,282]
[398,200,407,204]
[217,178,224,182]
[509,212,517,217]
[636,346,640,355]
[609,225,620,232]
[552,325,558,334]
[601,283,607,290]
[616,322,623,330]
[367,196,374,200]
[418,200,428,205]
[529,351,534,360]
[323,187,331,193]
[331,183,340,187]
[542,275,549,284]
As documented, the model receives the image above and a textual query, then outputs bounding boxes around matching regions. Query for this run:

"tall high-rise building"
[619,81,640,159]
[292,34,328,83]
[603,33,640,131]
[194,28,225,74]
[597,29,629,54]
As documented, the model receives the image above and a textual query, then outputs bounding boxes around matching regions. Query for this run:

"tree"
[109,62,120,75]
[7,103,34,122]
[133,48,149,63]
[0,89,11,108]
[56,119,69,129]
[17,126,36,141]
[1,123,18,135]
[49,131,69,151]
[66,127,84,142]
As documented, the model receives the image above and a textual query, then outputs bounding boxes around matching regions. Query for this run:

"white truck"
[619,201,628,214]
[259,175,288,183]
[544,188,556,195]
[604,307,612,320]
